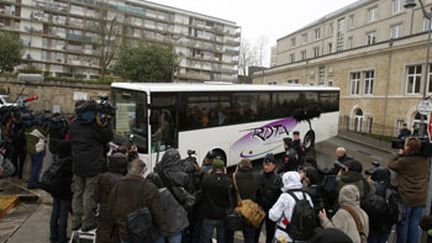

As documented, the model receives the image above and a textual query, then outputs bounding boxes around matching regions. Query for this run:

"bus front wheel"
[303,130,315,151]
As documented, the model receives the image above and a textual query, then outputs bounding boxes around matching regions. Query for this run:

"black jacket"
[200,172,232,220]
[51,157,73,200]
[256,171,282,211]
[69,120,113,177]
[233,167,258,205]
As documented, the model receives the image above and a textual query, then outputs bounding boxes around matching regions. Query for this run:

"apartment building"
[254,0,432,136]
[0,0,240,82]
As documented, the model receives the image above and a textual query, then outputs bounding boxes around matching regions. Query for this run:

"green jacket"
[26,126,48,154]
[336,171,375,199]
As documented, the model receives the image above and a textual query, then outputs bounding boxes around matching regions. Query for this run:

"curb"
[337,134,396,154]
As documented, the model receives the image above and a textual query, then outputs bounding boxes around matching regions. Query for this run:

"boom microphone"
[23,96,38,103]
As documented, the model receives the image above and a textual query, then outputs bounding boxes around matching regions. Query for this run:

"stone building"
[0,0,240,82]
[253,0,432,136]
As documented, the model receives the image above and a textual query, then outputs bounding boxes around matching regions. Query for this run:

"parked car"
[0,95,16,108]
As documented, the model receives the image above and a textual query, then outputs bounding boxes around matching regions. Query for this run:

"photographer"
[69,100,114,232]
[389,136,428,243]
[0,143,15,191]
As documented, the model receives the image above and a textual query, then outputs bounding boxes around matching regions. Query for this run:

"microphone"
[23,96,38,103]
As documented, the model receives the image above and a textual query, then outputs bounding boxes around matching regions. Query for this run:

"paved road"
[315,136,394,170]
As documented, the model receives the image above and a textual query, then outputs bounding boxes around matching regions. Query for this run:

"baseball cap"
[205,151,216,159]
[264,153,275,163]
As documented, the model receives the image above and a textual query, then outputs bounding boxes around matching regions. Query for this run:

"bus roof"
[111,82,340,93]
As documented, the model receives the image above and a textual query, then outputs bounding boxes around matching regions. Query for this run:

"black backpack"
[361,190,387,231]
[285,190,317,241]
[385,187,403,225]
[127,207,153,243]
[361,182,402,231]
[40,158,65,194]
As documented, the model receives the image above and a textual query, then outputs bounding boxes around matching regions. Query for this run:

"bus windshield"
[112,88,148,154]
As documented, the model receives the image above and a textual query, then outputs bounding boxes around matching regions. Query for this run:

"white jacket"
[269,171,313,242]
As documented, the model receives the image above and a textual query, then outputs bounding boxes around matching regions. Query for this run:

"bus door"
[150,93,178,163]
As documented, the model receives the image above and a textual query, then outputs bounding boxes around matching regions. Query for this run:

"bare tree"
[238,38,258,76]
[256,35,269,67]
[93,9,120,78]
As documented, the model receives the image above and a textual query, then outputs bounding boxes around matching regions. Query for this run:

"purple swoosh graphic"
[232,118,298,158]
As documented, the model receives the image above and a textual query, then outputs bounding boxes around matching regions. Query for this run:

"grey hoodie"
[321,184,369,243]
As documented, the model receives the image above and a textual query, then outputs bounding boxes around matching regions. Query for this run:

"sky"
[149,0,359,66]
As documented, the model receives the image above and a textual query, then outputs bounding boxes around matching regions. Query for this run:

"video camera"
[75,96,116,127]
[391,137,432,157]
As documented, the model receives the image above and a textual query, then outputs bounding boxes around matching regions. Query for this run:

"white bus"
[111,82,339,169]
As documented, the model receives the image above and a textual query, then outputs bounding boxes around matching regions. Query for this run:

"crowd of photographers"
[1,99,432,243]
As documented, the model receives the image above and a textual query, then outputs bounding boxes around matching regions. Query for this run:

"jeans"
[242,222,255,243]
[368,230,391,243]
[200,218,225,243]
[71,175,98,230]
[28,151,44,188]
[11,147,26,179]
[154,232,182,243]
[397,205,424,243]
[50,197,71,243]
[255,215,277,243]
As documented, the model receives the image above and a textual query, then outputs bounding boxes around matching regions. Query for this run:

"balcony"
[224,48,239,55]
[66,33,92,42]
[24,26,43,34]
[35,1,69,12]
[224,39,240,46]
[65,45,83,53]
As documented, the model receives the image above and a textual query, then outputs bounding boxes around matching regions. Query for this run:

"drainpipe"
[382,40,393,135]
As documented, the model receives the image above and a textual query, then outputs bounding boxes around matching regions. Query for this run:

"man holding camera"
[70,101,114,232]
[389,136,428,243]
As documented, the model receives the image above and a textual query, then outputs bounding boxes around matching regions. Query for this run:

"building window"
[313,47,320,58]
[350,72,361,95]
[314,28,321,39]
[301,50,307,60]
[366,31,376,45]
[347,36,353,49]
[291,37,296,46]
[406,65,422,94]
[423,18,432,32]
[364,70,374,95]
[390,24,402,39]
[353,108,364,132]
[348,15,355,28]
[290,53,295,63]
[368,6,378,22]
[287,79,299,84]
[318,66,326,85]
[428,64,432,93]
[328,43,333,53]
[366,117,373,133]
[336,17,346,52]
[302,33,308,44]
[395,119,405,136]
[392,0,402,14]
[328,23,334,36]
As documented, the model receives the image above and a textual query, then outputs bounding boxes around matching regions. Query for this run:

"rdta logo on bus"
[250,124,290,142]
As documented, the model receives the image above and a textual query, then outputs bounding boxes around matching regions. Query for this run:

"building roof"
[112,82,339,93]
[126,0,240,27]
[277,0,374,41]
